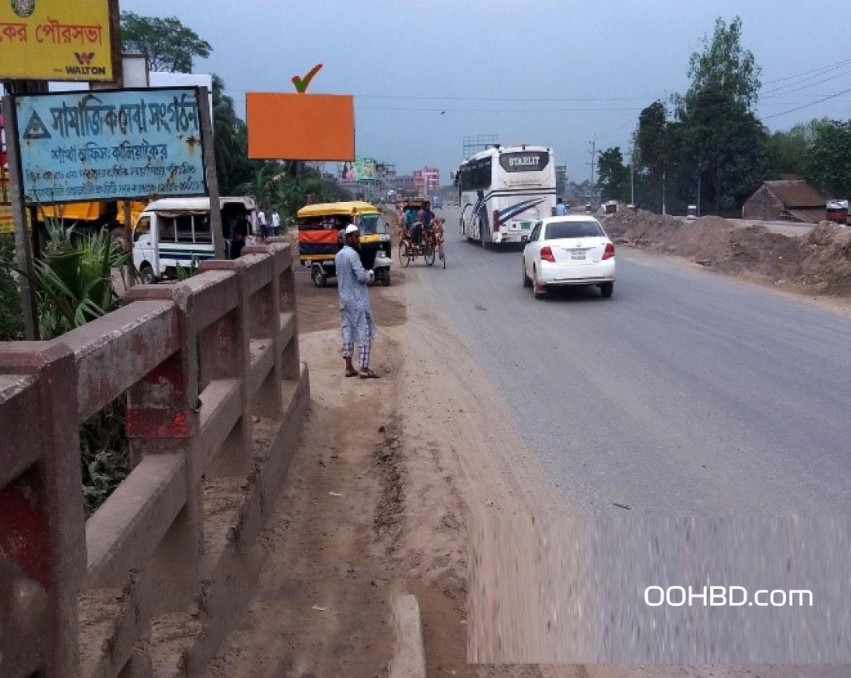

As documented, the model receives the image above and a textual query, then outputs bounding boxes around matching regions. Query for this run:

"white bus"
[457,144,556,246]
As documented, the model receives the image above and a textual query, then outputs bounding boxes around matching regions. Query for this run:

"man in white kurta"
[335,225,379,379]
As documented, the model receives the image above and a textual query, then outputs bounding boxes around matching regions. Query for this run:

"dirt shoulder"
[205,250,561,677]
[602,209,851,311]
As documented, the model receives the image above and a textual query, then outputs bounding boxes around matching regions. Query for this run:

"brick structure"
[0,241,309,677]
[742,180,827,223]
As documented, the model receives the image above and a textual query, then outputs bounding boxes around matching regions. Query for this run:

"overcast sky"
[123,0,851,183]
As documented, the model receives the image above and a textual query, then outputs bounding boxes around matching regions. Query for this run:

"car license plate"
[571,250,585,260]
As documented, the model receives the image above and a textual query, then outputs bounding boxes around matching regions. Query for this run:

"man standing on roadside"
[554,197,568,216]
[271,208,281,237]
[335,224,380,379]
[257,208,269,240]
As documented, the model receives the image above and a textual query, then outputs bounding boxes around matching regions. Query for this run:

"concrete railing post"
[278,255,301,382]
[0,342,84,677]
[123,284,203,614]
[199,259,253,477]
[243,245,285,419]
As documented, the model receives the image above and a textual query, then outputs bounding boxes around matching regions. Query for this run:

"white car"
[522,216,616,298]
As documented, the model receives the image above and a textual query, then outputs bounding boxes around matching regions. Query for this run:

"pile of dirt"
[603,209,851,295]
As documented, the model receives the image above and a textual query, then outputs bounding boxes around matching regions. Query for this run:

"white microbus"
[457,145,556,246]
[132,196,256,283]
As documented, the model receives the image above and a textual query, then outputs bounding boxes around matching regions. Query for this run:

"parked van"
[132,196,256,283]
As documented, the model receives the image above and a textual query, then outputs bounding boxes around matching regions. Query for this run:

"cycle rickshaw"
[397,198,446,269]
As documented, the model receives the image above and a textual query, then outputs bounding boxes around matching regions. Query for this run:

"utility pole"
[586,138,596,206]
[630,141,635,206]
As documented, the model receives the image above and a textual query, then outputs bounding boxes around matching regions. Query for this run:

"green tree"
[597,147,629,202]
[212,75,254,195]
[677,17,766,214]
[765,123,813,179]
[0,235,24,340]
[120,11,212,73]
[805,119,851,197]
[635,101,676,211]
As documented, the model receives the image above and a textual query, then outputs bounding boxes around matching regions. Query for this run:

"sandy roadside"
[202,229,849,678]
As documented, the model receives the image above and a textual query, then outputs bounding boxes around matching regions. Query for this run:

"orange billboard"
[246,93,354,161]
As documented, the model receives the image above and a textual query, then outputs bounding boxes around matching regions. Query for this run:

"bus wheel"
[312,266,327,288]
[139,264,156,285]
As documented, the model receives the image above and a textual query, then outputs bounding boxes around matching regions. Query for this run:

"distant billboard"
[12,88,207,204]
[246,92,354,161]
[0,0,116,81]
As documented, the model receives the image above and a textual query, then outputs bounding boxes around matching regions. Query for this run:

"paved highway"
[406,206,851,515]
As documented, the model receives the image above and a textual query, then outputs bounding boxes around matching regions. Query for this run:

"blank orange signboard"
[246,93,355,160]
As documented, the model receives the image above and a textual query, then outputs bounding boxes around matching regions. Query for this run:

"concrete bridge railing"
[0,241,310,677]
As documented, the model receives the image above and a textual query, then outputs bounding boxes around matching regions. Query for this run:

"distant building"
[742,180,827,223]
[413,167,440,196]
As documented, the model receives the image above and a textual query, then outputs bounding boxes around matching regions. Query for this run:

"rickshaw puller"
[336,224,380,379]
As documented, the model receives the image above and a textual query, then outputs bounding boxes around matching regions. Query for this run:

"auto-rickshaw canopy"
[297,201,385,263]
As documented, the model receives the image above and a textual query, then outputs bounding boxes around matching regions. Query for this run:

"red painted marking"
[0,476,51,589]
[126,409,195,438]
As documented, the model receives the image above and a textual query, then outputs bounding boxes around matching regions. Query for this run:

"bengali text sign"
[0,0,115,81]
[15,88,207,204]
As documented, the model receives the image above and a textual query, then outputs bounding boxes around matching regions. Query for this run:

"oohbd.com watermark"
[645,586,813,608]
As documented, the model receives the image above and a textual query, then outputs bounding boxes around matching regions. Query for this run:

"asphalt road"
[407,206,851,515]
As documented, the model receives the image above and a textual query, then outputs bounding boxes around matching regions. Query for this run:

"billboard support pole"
[198,86,225,259]
[2,94,39,340]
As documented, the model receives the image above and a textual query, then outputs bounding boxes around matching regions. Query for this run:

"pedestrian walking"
[335,224,379,379]
[257,208,269,239]
[272,209,281,237]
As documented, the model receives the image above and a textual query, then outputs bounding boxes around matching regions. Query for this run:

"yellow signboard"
[0,0,115,81]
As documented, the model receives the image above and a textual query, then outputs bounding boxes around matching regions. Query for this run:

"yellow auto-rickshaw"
[297,201,392,287]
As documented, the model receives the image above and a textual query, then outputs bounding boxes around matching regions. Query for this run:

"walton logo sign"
[74,51,95,66]
[66,51,105,76]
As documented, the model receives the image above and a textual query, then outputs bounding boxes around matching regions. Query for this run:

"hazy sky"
[123,0,851,183]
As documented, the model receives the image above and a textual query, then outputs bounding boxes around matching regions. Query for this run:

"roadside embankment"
[602,209,851,296]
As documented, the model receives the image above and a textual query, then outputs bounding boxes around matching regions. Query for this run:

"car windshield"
[545,221,604,239]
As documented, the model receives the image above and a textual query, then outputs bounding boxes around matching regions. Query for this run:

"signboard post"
[197,87,224,259]
[1,95,39,339]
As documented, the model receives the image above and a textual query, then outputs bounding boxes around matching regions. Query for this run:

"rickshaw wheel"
[400,242,411,268]
[440,246,446,269]
[312,266,328,288]
[424,242,436,266]
[380,271,391,286]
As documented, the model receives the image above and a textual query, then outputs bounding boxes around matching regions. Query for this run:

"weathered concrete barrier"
[0,241,310,677]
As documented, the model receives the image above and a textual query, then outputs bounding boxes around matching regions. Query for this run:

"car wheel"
[532,266,546,299]
[312,266,328,288]
[600,281,614,298]
[139,264,156,285]
[523,260,532,287]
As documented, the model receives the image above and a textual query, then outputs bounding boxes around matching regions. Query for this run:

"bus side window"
[134,216,150,242]
[176,214,194,242]
[194,214,212,243]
